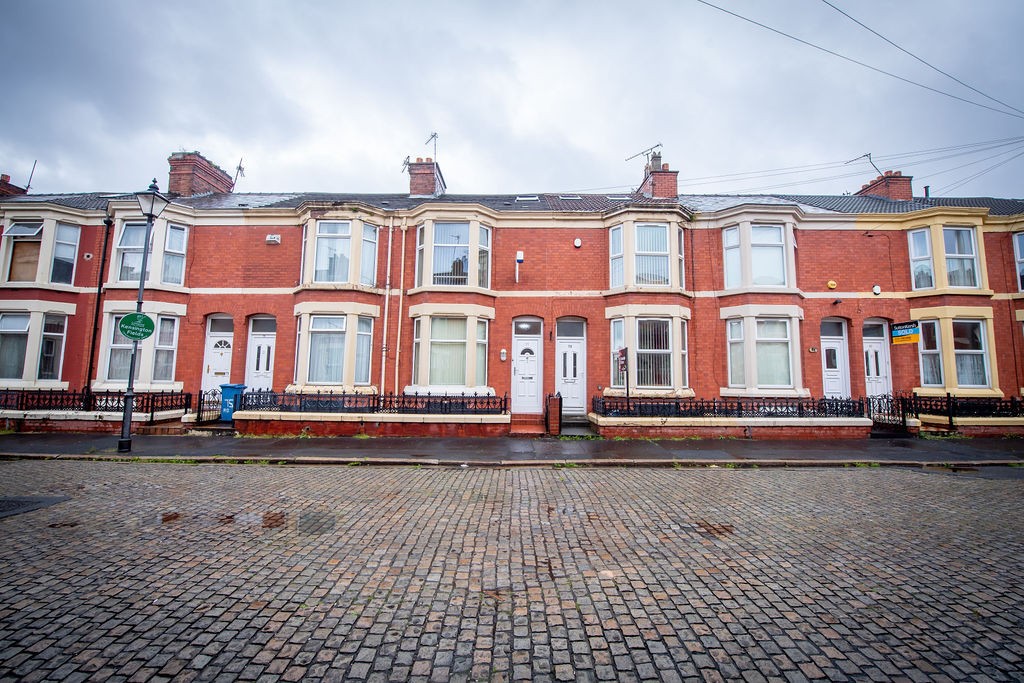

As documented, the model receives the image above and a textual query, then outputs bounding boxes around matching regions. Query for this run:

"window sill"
[0,281,82,292]
[403,385,495,396]
[285,384,377,394]
[90,381,184,392]
[407,285,494,296]
[912,387,1003,398]
[719,286,798,295]
[104,282,190,294]
[906,288,995,298]
[719,387,811,398]
[0,380,70,391]
[602,388,694,398]
[298,283,382,294]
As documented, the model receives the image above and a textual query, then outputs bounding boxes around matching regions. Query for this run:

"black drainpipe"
[85,215,113,393]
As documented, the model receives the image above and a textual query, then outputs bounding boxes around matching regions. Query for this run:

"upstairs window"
[478,226,491,288]
[314,221,351,283]
[161,224,187,285]
[1014,232,1024,291]
[750,225,785,286]
[908,229,934,290]
[359,225,377,286]
[635,224,669,285]
[432,222,469,286]
[609,226,623,288]
[50,224,80,285]
[5,222,43,282]
[723,224,788,289]
[944,227,978,288]
[117,223,149,282]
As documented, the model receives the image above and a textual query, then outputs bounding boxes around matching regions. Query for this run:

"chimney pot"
[662,163,669,171]
[0,174,9,183]
[416,157,423,163]
[425,157,432,162]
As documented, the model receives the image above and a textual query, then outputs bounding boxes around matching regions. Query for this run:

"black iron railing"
[907,393,1023,430]
[0,389,191,424]
[236,391,508,416]
[592,396,865,419]
[195,389,225,424]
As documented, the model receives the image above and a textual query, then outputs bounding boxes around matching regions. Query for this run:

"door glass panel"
[820,321,844,337]
[825,348,838,369]
[251,318,276,333]
[556,320,585,337]
[863,324,885,338]
[514,320,542,336]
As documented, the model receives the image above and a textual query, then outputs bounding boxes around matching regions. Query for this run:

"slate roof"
[2,190,1022,217]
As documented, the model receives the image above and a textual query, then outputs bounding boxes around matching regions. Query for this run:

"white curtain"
[309,331,344,383]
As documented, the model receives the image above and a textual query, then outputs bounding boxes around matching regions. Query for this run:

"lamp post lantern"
[117,179,170,453]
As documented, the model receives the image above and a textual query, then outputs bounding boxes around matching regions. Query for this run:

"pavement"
[1,460,1022,682]
[0,431,1022,467]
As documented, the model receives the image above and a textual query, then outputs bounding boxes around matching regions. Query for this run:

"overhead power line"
[820,0,1024,118]
[693,0,1024,121]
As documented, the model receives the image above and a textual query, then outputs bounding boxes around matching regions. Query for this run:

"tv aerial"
[625,143,662,163]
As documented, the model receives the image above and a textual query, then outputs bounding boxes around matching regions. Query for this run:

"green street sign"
[118,313,155,341]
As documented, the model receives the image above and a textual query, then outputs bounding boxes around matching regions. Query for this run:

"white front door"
[202,336,233,392]
[821,338,850,398]
[512,336,542,413]
[863,325,892,396]
[245,333,276,390]
[555,338,585,414]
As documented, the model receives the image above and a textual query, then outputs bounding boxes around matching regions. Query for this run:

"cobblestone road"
[0,461,1021,682]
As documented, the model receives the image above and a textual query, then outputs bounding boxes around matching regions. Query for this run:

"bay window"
[606,307,690,394]
[107,315,136,381]
[292,308,377,389]
[408,309,492,390]
[908,229,934,290]
[944,227,978,287]
[413,221,491,290]
[153,317,178,382]
[723,223,789,289]
[610,318,625,387]
[721,306,805,396]
[355,317,372,384]
[360,225,377,286]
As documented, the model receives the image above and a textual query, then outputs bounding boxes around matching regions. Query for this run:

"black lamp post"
[117,179,170,453]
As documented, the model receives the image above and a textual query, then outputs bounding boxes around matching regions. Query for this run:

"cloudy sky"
[2,0,1022,199]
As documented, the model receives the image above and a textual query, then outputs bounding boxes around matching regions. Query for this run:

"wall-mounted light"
[500,348,507,361]
[871,285,882,296]
[573,238,582,248]
[515,250,525,283]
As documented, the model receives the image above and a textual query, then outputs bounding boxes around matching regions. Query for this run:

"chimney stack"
[167,152,234,197]
[855,170,913,201]
[0,173,27,196]
[408,157,446,197]
[639,154,678,199]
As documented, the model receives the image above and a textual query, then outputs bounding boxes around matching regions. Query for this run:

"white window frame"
[153,316,179,382]
[727,319,744,387]
[411,318,421,385]
[4,222,43,283]
[432,222,470,286]
[634,224,670,286]
[50,224,80,285]
[355,316,372,385]
[918,320,943,387]
[609,225,623,288]
[754,318,792,388]
[359,225,377,287]
[161,224,187,286]
[677,227,686,291]
[908,228,934,290]
[680,319,689,389]
[0,312,31,380]
[313,221,352,284]
[428,317,468,385]
[307,315,346,384]
[37,314,67,381]
[723,226,740,289]
[407,312,492,391]
[476,319,488,386]
[943,226,979,288]
[750,225,786,287]
[1014,232,1024,292]
[635,318,672,388]
[610,318,625,387]
[478,226,491,289]
[952,319,989,388]
[106,314,136,381]
[414,226,425,288]
[116,223,150,283]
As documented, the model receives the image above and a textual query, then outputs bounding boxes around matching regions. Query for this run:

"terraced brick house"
[1,151,1021,437]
